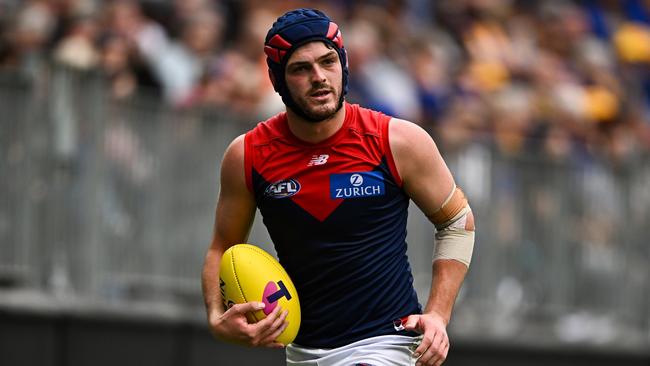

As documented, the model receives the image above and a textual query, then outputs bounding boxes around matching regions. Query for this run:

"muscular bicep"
[202,134,255,317]
[211,134,256,252]
[390,119,475,268]
[389,118,455,219]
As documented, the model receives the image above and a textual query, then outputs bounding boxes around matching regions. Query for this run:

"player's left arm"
[389,118,475,366]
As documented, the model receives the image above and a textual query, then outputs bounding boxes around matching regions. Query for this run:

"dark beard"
[292,92,345,123]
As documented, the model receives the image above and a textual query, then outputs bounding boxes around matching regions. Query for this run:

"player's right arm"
[201,134,288,348]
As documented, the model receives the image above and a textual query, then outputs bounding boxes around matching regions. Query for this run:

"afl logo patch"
[265,179,301,198]
[330,171,385,199]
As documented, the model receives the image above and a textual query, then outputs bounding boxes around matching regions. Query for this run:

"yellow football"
[219,243,301,345]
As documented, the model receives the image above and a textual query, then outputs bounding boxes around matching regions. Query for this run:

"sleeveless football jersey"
[244,103,421,348]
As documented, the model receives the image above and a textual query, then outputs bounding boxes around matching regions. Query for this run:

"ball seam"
[230,249,248,306]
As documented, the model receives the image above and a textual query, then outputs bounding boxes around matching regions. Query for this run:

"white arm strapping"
[433,206,475,267]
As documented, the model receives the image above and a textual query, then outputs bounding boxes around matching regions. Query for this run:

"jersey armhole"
[382,117,403,187]
[243,132,253,193]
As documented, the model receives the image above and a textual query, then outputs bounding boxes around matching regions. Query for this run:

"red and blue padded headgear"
[264,8,349,118]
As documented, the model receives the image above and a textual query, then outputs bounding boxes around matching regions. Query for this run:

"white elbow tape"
[433,207,475,267]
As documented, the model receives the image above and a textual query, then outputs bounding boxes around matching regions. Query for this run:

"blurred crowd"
[2,0,650,162]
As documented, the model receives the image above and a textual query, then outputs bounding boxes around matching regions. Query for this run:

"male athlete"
[202,8,475,366]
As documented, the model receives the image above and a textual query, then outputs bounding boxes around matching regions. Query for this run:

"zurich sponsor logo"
[350,173,363,186]
[265,179,301,198]
[330,171,385,199]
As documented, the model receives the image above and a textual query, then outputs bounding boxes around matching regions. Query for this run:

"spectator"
[151,10,223,105]
[346,8,421,120]
[54,15,99,70]
[99,34,138,100]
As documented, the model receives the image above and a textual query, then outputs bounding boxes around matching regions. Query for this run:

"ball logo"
[219,278,236,309]
[262,280,292,315]
[265,179,301,198]
[350,174,363,186]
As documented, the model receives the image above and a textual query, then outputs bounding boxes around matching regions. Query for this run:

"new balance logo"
[308,154,329,166]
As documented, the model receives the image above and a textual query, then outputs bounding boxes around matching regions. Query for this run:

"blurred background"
[1,0,650,365]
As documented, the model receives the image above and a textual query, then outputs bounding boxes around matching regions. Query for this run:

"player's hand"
[208,301,289,348]
[403,312,450,366]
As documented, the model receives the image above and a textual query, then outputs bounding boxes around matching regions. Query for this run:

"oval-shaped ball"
[219,244,301,345]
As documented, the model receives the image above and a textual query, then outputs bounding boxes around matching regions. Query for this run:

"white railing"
[0,65,648,350]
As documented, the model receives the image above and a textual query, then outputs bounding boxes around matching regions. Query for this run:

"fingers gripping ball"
[219,244,301,345]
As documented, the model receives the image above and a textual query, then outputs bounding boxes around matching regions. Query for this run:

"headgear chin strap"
[264,8,349,121]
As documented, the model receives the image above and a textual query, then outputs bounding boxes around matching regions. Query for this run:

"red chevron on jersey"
[244,103,401,222]
[244,103,420,348]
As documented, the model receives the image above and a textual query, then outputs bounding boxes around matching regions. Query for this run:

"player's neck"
[286,104,346,144]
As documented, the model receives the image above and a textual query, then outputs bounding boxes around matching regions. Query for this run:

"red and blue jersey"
[244,103,421,348]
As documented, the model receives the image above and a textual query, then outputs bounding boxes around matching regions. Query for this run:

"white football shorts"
[286,334,423,366]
